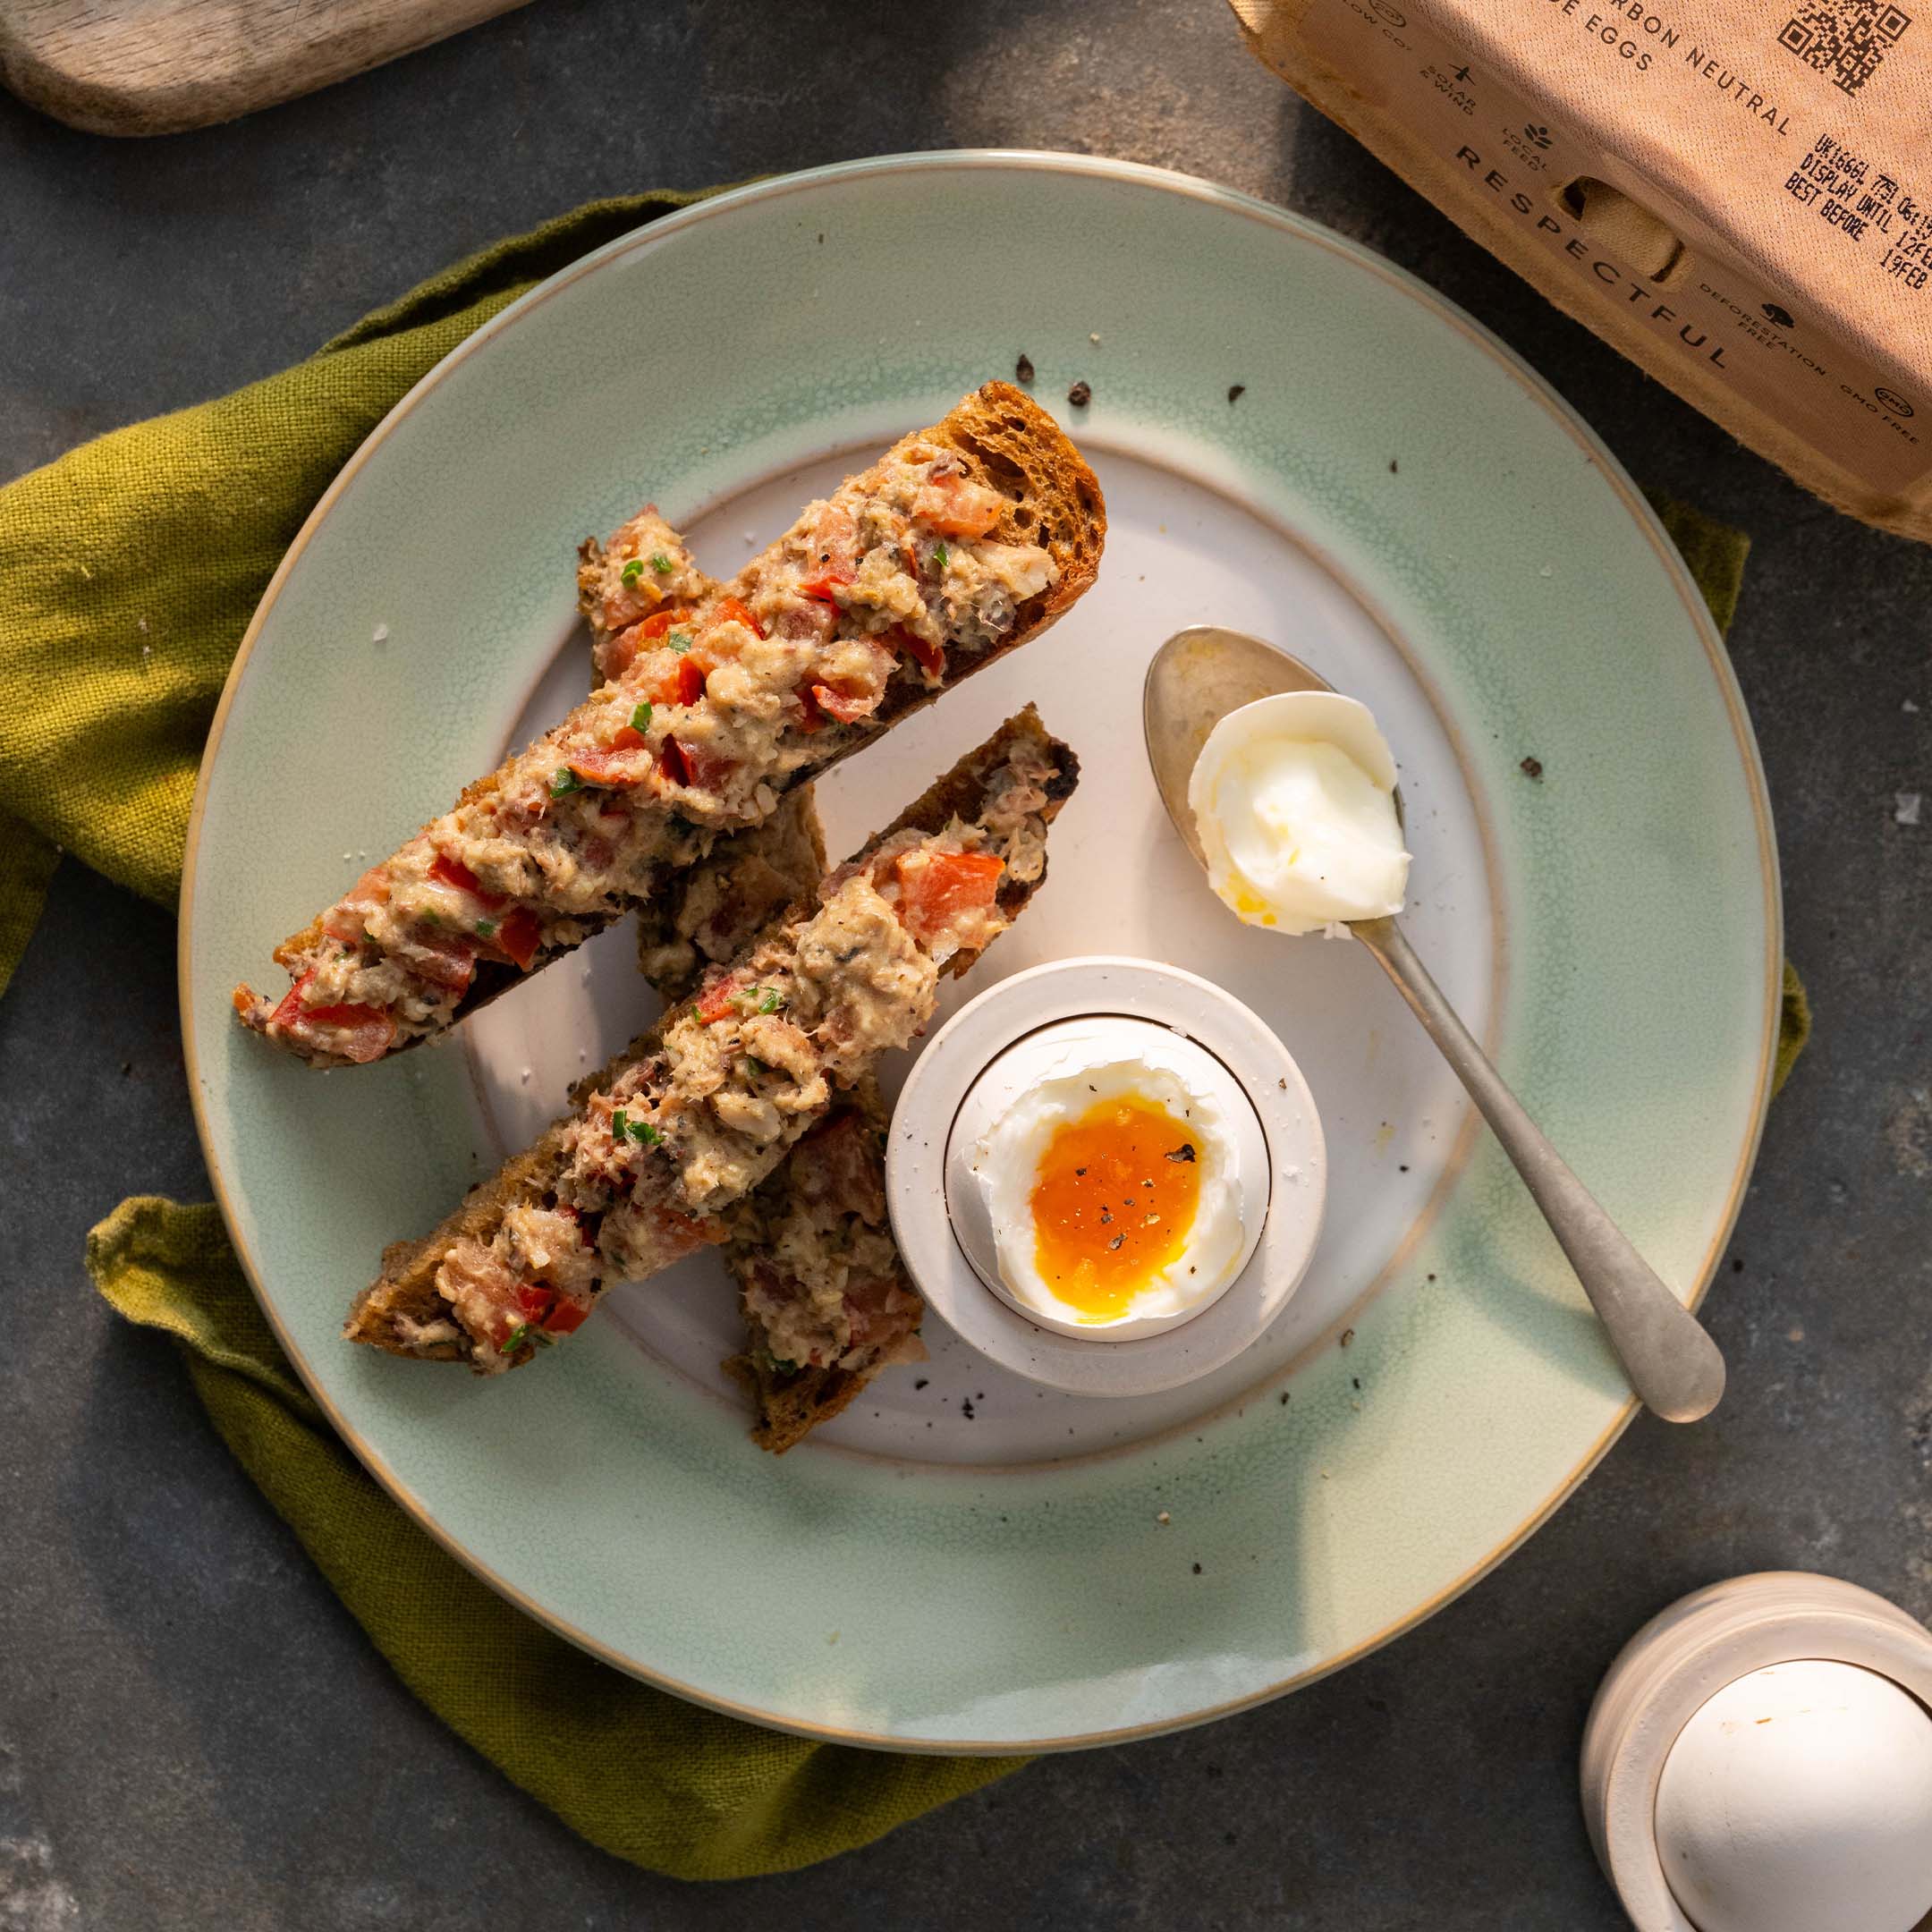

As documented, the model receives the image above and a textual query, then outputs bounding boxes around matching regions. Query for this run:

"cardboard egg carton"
[1232,0,1932,540]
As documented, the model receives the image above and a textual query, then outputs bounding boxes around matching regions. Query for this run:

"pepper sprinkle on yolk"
[1029,1097,1203,1321]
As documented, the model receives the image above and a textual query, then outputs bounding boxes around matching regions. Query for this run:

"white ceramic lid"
[1580,1572,1932,1932]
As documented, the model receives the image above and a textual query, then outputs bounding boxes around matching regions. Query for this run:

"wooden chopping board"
[0,0,531,136]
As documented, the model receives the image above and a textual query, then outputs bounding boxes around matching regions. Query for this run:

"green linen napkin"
[0,191,1805,1881]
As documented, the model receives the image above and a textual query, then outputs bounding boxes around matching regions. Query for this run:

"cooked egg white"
[1188,691,1410,936]
[974,1044,1248,1335]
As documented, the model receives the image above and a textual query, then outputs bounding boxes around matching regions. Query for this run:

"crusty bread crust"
[720,1351,877,1454]
[279,386,1103,1056]
[344,708,1079,1362]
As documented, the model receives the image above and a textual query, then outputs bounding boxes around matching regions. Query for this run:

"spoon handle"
[1349,916,1726,1423]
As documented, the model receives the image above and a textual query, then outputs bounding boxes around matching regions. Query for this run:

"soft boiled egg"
[948,1017,1267,1340]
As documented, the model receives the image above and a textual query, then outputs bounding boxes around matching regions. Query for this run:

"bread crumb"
[1157,1510,1171,1524]
[1227,383,1246,404]
[1896,792,1922,826]
[372,623,390,644]
[1089,332,1102,345]
[1067,380,1092,408]
[1015,352,1035,385]
[1341,1327,1355,1347]
[1521,755,1544,781]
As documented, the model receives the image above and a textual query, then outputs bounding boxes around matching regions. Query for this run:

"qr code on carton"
[1778,0,1912,93]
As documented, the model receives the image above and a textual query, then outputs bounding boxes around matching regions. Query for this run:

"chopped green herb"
[649,552,673,575]
[420,910,441,928]
[932,541,950,570]
[612,1108,629,1140]
[631,701,653,733]
[741,1056,768,1079]
[629,1119,661,1146]
[666,630,692,654]
[501,1324,528,1356]
[550,767,583,797]
[473,918,496,938]
[757,987,782,1013]
[619,558,645,587]
[527,1326,556,1348]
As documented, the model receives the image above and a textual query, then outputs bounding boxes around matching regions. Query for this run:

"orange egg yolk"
[1029,1097,1203,1321]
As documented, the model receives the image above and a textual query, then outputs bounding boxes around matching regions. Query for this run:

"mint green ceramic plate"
[182,155,1778,1750]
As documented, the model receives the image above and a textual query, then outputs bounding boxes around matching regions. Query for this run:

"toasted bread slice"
[629,784,923,1454]
[344,708,1078,1370]
[240,385,1103,1068]
[718,1082,921,1453]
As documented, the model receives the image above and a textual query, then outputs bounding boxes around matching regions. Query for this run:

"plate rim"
[179,149,1782,1752]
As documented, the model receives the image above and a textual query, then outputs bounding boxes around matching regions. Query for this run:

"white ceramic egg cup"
[1580,1572,1932,1931]
[886,956,1327,1397]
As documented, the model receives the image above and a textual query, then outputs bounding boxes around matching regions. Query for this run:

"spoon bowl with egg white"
[1142,624,1727,1425]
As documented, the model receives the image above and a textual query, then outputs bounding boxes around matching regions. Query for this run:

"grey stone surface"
[2,0,1928,1925]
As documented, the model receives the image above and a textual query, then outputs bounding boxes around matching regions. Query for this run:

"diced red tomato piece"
[322,866,391,944]
[697,973,741,1023]
[809,681,880,724]
[542,1297,591,1335]
[776,600,835,643]
[704,596,766,640]
[609,725,648,752]
[883,623,945,679]
[302,1004,397,1063]
[602,606,692,682]
[405,929,477,994]
[808,503,858,579]
[271,973,397,1063]
[894,848,1004,945]
[566,742,657,789]
[800,572,852,604]
[598,626,640,682]
[493,906,542,971]
[657,736,734,792]
[514,1283,555,1321]
[268,969,318,1032]
[428,852,506,911]
[912,467,1006,538]
[638,653,708,709]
